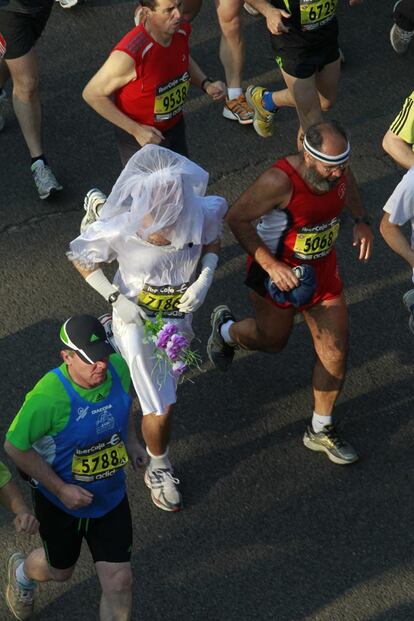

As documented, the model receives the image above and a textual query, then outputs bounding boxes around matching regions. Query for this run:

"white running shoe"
[144,467,182,512]
[6,552,35,621]
[31,160,62,200]
[98,313,120,353]
[80,188,107,233]
[55,0,79,8]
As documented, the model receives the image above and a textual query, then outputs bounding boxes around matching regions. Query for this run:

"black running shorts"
[0,2,53,60]
[273,40,340,79]
[32,490,133,570]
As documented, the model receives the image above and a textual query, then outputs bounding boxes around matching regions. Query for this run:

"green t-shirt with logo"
[6,354,131,451]
[0,461,11,488]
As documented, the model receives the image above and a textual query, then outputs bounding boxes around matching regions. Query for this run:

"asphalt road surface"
[1,1,414,620]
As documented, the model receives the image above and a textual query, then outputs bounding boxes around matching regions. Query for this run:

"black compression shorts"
[273,40,340,79]
[33,490,133,570]
[0,2,53,60]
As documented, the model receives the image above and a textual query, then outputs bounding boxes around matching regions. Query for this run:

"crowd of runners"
[1,0,414,619]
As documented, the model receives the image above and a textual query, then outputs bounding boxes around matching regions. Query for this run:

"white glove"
[178,253,218,313]
[113,294,147,324]
[85,269,146,324]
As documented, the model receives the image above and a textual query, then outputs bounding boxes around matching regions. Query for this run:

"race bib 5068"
[293,218,340,259]
[300,0,337,30]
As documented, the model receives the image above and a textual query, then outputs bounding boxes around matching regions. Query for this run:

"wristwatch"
[108,291,120,304]
[201,77,214,93]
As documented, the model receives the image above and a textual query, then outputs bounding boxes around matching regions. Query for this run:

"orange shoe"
[222,94,254,125]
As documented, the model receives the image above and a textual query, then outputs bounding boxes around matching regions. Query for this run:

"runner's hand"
[133,124,165,147]
[178,253,218,313]
[13,511,39,535]
[126,440,148,471]
[205,81,226,102]
[267,261,299,291]
[353,222,373,261]
[113,294,147,324]
[58,484,94,510]
[263,7,290,35]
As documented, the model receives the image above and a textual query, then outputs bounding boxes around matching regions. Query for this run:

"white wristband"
[201,252,219,271]
[85,269,117,301]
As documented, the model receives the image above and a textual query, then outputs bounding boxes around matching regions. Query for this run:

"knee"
[219,14,241,39]
[317,338,348,368]
[102,566,133,596]
[256,333,289,354]
[49,567,74,583]
[13,74,39,100]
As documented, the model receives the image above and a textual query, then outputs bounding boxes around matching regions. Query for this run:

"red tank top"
[113,22,191,131]
[273,158,347,264]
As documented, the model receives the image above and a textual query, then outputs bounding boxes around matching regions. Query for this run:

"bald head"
[304,121,349,158]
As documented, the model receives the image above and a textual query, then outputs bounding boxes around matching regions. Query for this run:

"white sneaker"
[0,88,7,132]
[144,467,182,512]
[55,0,78,8]
[31,160,62,200]
[80,188,106,233]
[98,313,120,353]
[390,23,414,53]
[6,552,35,621]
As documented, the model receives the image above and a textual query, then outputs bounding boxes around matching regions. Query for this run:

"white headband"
[303,135,350,165]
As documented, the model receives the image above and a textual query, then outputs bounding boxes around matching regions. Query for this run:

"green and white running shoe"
[303,425,358,465]
[80,188,107,233]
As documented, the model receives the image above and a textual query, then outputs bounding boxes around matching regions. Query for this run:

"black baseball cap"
[60,315,114,364]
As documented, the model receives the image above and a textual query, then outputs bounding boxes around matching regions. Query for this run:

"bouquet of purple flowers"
[143,313,202,383]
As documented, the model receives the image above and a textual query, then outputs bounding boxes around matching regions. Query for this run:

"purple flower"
[166,333,189,361]
[155,323,178,348]
[171,360,188,377]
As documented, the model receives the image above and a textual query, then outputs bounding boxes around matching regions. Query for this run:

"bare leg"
[230,290,295,351]
[141,405,173,456]
[96,562,133,621]
[216,0,244,88]
[6,47,43,157]
[24,547,74,583]
[303,294,348,417]
[315,57,341,112]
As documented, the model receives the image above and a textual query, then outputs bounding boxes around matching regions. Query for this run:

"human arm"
[244,0,290,34]
[73,262,147,324]
[0,478,38,534]
[4,442,93,511]
[126,406,148,471]
[178,239,221,313]
[383,129,414,170]
[226,168,299,291]
[380,212,414,269]
[188,56,226,102]
[344,168,374,261]
[82,51,164,147]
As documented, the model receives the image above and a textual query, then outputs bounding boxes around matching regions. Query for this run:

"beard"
[302,164,339,193]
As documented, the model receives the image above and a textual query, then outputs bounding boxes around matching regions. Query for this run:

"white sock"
[220,320,235,345]
[227,87,243,100]
[16,561,35,589]
[146,446,172,471]
[312,411,332,433]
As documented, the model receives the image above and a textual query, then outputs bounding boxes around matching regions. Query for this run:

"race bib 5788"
[72,433,128,483]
